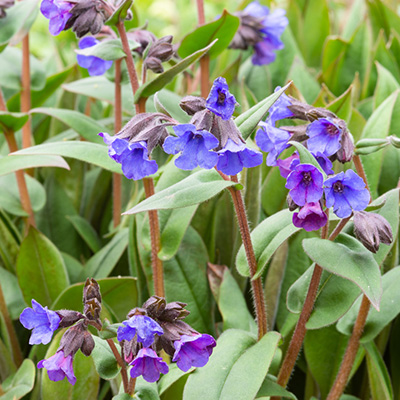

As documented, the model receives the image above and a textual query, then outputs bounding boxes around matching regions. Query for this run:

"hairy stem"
[228,174,267,339]
[113,59,122,228]
[128,377,137,396]
[326,295,370,400]
[21,34,32,149]
[196,0,209,97]
[106,339,129,393]
[353,155,370,192]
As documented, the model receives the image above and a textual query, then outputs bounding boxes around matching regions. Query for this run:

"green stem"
[21,34,32,149]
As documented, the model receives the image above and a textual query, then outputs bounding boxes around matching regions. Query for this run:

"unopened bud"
[0,0,14,18]
[56,310,85,328]
[143,296,166,318]
[127,29,157,56]
[335,127,354,163]
[280,125,308,142]
[211,117,244,149]
[144,56,164,73]
[180,96,206,116]
[389,135,400,149]
[353,211,393,253]
[230,13,264,50]
[190,109,214,131]
[159,302,190,322]
[127,307,147,319]
[59,321,86,357]
[144,36,174,73]
[81,330,95,356]
[83,278,102,304]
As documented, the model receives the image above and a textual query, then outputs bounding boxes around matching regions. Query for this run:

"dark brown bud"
[80,330,95,356]
[83,278,102,304]
[280,124,308,142]
[142,296,166,319]
[335,127,354,163]
[353,211,393,253]
[127,29,157,56]
[144,56,164,73]
[0,0,14,18]
[59,321,86,357]
[211,117,244,150]
[84,298,102,321]
[159,302,190,322]
[180,96,206,116]
[190,109,214,131]
[56,310,85,328]
[127,307,147,319]
[144,36,174,73]
[229,13,264,50]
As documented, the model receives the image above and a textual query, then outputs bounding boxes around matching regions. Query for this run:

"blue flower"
[99,132,158,180]
[256,120,290,166]
[292,202,328,232]
[19,299,60,345]
[40,0,73,36]
[312,151,335,175]
[286,164,324,206]
[217,139,263,175]
[276,153,299,178]
[77,37,113,76]
[117,315,163,348]
[307,118,342,157]
[172,334,216,372]
[268,87,294,125]
[206,77,237,120]
[129,348,169,382]
[324,170,370,218]
[38,351,76,385]
[163,124,219,170]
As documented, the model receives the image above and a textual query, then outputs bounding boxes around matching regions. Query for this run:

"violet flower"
[163,124,219,170]
[129,348,169,382]
[312,151,334,175]
[292,202,328,232]
[217,139,263,175]
[172,334,216,372]
[117,315,163,348]
[285,164,324,206]
[38,351,76,385]
[40,0,74,36]
[324,169,370,218]
[77,37,113,76]
[206,77,237,120]
[19,299,60,345]
[268,87,294,125]
[306,118,342,157]
[276,153,299,178]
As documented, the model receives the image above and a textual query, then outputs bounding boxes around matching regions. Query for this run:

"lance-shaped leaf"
[0,359,35,400]
[75,39,139,61]
[0,111,28,132]
[235,82,292,140]
[302,234,382,310]
[106,0,133,26]
[124,169,240,214]
[178,10,240,59]
[289,141,327,178]
[134,41,217,102]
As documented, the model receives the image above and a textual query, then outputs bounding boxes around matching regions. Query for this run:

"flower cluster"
[230,1,288,65]
[117,296,216,382]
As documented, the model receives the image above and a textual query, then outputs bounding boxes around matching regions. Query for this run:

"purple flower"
[117,315,163,348]
[172,334,216,372]
[276,153,299,178]
[129,348,169,382]
[324,170,370,218]
[307,118,342,157]
[217,139,263,175]
[19,300,60,345]
[292,202,328,232]
[206,77,237,120]
[38,351,76,385]
[163,124,219,170]
[256,120,290,166]
[99,132,158,180]
[40,0,73,36]
[312,151,334,175]
[286,164,324,206]
[77,37,113,76]
[268,87,294,125]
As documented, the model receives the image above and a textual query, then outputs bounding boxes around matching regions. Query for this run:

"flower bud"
[210,117,244,150]
[59,321,87,357]
[83,278,102,304]
[190,109,214,132]
[144,36,174,73]
[389,135,400,149]
[280,124,308,142]
[0,0,14,18]
[287,194,298,211]
[353,211,393,253]
[142,296,166,318]
[180,96,206,116]
[144,56,164,73]
[159,302,190,322]
[56,310,85,328]
[127,29,157,56]
[127,307,147,319]
[335,127,354,163]
[230,13,264,50]
[80,330,95,356]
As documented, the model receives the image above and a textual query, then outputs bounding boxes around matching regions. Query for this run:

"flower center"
[302,172,312,186]
[333,181,344,193]
[217,91,226,104]
[326,123,340,136]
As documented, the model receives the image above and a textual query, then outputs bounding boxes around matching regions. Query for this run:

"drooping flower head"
[77,37,113,76]
[285,164,324,206]
[324,169,370,218]
[217,139,263,176]
[129,347,169,382]
[40,0,74,36]
[117,314,164,347]
[306,118,343,157]
[19,299,61,345]
[206,77,237,120]
[99,132,158,180]
[292,201,328,232]
[172,334,216,372]
[38,351,77,385]
[163,124,219,170]
[256,120,291,166]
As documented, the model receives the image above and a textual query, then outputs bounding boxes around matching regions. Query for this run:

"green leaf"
[41,331,99,400]
[0,154,69,176]
[374,62,400,109]
[52,277,137,322]
[134,41,217,101]
[83,229,129,279]
[364,341,394,400]
[288,141,327,178]
[326,83,354,123]
[0,111,28,132]
[30,108,106,144]
[134,378,160,400]
[184,329,279,400]
[158,363,193,396]
[235,82,292,140]
[12,141,123,174]
[236,209,301,278]
[261,165,288,216]
[0,267,25,319]
[256,375,298,399]
[124,169,239,214]
[76,39,139,61]
[302,234,382,310]
[337,267,400,343]
[67,215,102,253]
[106,0,133,26]
[16,227,69,307]
[178,10,239,59]
[91,336,119,380]
[0,359,35,400]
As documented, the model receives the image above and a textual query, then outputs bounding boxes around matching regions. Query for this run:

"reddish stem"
[106,339,129,393]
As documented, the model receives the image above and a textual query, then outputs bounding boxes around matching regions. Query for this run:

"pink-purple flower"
[77,37,113,76]
[206,77,237,120]
[307,118,342,157]
[292,202,328,232]
[38,351,76,385]
[129,348,169,382]
[40,0,74,36]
